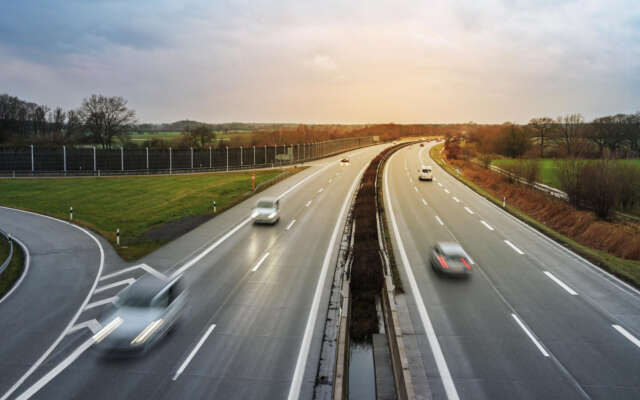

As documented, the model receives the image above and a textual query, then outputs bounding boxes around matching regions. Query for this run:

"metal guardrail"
[0,228,14,275]
[374,142,418,400]
[484,163,640,223]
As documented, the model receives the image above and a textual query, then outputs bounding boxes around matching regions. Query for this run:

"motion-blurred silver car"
[430,242,472,276]
[253,197,280,224]
[97,274,187,354]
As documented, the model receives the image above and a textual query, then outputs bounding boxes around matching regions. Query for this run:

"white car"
[253,197,280,224]
[419,165,433,181]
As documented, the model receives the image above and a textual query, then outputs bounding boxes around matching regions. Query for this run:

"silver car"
[430,242,472,277]
[253,197,280,224]
[96,274,187,354]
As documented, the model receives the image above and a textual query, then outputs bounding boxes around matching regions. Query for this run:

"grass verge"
[0,168,304,260]
[432,143,640,288]
[0,238,25,299]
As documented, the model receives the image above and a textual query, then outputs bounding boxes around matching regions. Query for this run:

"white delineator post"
[213,200,216,213]
[116,228,120,246]
[503,196,506,208]
[69,206,73,221]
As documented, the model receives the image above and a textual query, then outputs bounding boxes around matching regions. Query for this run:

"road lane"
[18,144,387,400]
[388,143,640,399]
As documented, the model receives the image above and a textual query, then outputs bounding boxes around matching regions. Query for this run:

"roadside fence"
[0,136,375,177]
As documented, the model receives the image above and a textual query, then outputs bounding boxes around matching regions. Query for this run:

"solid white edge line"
[422,199,428,207]
[0,207,105,400]
[384,152,460,400]
[306,200,312,207]
[511,314,550,357]
[286,219,296,230]
[464,206,474,215]
[172,324,217,380]
[0,236,30,304]
[480,220,494,231]
[504,240,525,255]
[287,163,367,400]
[612,325,640,349]
[251,252,270,272]
[15,337,95,400]
[435,216,444,226]
[543,271,578,296]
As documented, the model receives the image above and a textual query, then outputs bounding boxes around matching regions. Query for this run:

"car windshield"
[118,289,153,307]
[422,168,431,173]
[256,200,274,209]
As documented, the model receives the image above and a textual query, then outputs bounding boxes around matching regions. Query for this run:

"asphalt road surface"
[0,144,388,400]
[384,142,640,400]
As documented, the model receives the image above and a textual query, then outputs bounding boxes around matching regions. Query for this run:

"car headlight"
[251,211,258,218]
[268,212,277,219]
[131,319,164,346]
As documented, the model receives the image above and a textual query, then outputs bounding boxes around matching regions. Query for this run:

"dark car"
[96,274,187,355]
[430,242,472,276]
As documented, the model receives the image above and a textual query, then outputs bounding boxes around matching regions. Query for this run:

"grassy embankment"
[431,143,640,288]
[0,169,301,260]
[0,236,25,299]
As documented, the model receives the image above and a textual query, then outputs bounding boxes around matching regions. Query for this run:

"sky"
[1,0,639,124]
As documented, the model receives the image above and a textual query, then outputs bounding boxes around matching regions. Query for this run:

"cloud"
[1,0,639,123]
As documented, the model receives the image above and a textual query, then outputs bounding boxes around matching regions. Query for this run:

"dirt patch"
[449,158,640,260]
[143,214,214,242]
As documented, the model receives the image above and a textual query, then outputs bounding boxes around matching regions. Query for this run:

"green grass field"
[128,130,259,145]
[0,170,289,260]
[492,158,640,189]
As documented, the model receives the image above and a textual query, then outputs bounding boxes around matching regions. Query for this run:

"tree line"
[0,93,136,149]
[462,113,640,160]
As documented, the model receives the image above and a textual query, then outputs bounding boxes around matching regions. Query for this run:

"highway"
[0,144,388,400]
[383,142,640,400]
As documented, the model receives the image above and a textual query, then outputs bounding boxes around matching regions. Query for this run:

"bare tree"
[182,124,215,148]
[557,114,584,157]
[80,95,136,149]
[529,117,554,157]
